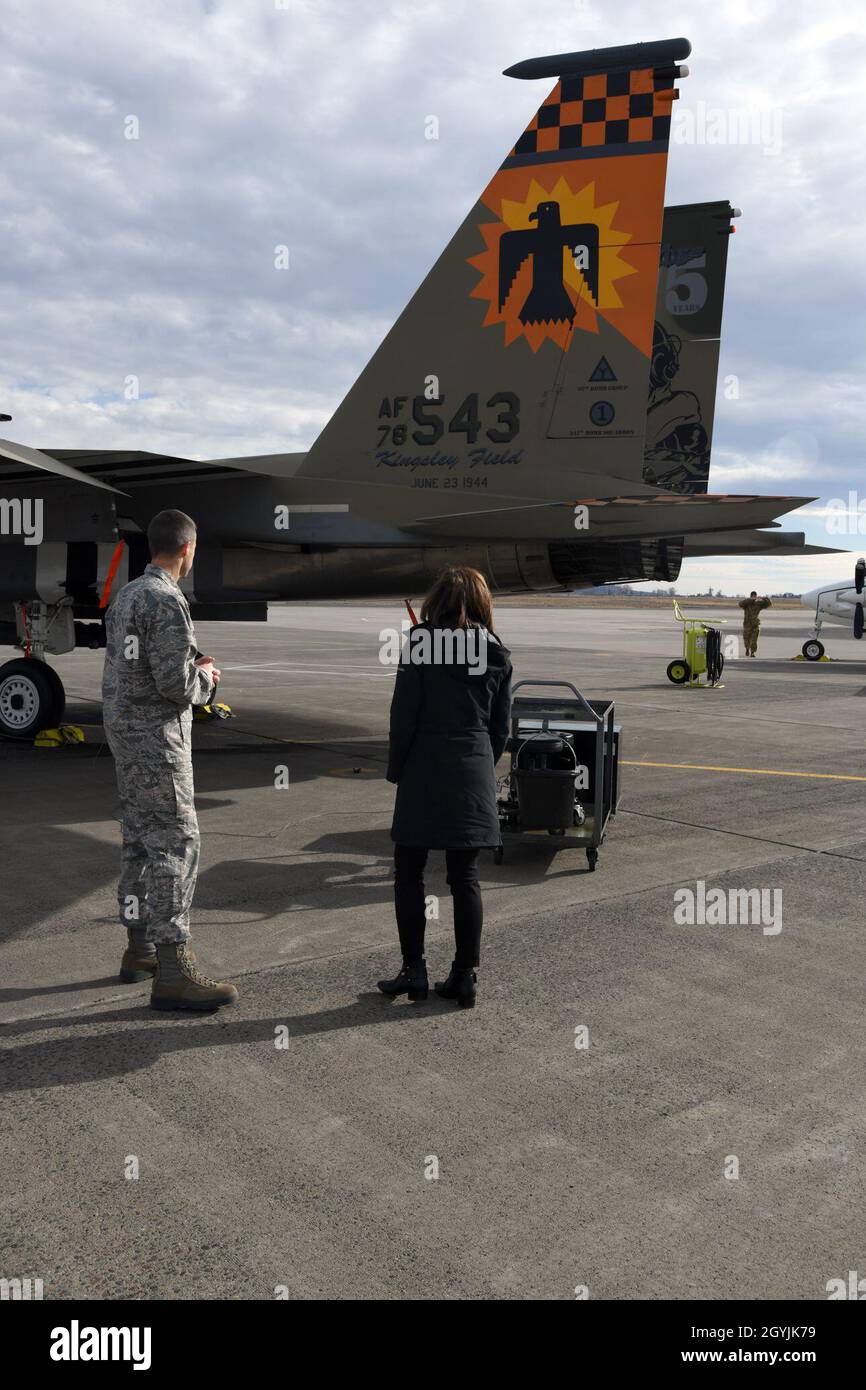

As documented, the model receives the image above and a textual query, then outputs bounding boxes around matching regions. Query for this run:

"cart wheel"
[666,659,690,685]
[493,845,504,865]
[586,848,598,872]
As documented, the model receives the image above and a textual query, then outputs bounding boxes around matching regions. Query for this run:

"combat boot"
[434,963,477,1008]
[151,943,238,1011]
[377,958,429,1001]
[120,930,195,983]
[119,927,158,983]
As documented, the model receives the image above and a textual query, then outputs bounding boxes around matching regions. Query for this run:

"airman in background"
[739,590,771,657]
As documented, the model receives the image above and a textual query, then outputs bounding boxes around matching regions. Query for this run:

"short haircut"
[750,590,757,597]
[147,509,197,558]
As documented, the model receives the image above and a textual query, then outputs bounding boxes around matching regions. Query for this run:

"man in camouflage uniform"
[738,590,772,657]
[102,508,238,1010]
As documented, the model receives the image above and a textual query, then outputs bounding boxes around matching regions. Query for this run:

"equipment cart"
[665,599,725,687]
[494,680,621,872]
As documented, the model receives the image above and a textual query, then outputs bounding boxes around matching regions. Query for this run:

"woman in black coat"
[377,566,512,1008]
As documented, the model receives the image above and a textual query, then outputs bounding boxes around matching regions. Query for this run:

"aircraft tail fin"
[643,200,739,494]
[297,39,691,501]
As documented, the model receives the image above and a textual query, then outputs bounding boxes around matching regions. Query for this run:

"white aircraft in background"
[800,557,866,659]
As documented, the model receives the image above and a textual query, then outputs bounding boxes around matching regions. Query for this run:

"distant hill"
[493,593,803,609]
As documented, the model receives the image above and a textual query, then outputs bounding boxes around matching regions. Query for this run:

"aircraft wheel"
[666,659,690,685]
[802,640,824,662]
[0,658,65,738]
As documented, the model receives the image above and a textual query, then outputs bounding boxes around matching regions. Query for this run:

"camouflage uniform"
[102,564,214,943]
[739,596,771,656]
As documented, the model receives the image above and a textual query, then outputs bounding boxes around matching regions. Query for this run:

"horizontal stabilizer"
[403,492,814,543]
[683,528,844,557]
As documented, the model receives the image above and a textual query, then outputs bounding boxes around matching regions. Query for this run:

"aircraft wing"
[0,448,262,490]
[0,439,127,494]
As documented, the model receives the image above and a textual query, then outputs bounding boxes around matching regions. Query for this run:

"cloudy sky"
[2,0,864,592]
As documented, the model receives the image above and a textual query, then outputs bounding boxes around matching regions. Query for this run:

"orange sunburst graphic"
[468,175,636,353]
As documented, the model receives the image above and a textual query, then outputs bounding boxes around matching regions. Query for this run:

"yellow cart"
[666,600,725,687]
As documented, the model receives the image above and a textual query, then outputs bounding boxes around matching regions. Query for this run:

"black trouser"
[393,845,482,969]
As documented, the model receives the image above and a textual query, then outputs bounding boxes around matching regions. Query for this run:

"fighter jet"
[0,36,839,736]
[799,558,866,660]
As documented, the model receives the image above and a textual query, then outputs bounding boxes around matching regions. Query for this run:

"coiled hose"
[705,626,724,685]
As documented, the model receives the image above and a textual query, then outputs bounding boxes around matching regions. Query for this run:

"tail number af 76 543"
[376,393,520,448]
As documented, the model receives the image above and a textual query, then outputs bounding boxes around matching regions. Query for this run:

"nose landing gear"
[801,638,825,661]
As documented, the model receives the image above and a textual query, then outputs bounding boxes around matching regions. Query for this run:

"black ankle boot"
[377,958,429,1001]
[434,963,477,1008]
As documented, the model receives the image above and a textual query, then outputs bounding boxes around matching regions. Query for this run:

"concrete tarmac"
[2,602,865,1300]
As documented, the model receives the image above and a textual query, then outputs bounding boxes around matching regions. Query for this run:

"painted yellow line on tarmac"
[621,760,866,782]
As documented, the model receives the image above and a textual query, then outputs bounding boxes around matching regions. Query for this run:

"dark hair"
[147,509,197,558]
[750,590,757,597]
[421,566,494,630]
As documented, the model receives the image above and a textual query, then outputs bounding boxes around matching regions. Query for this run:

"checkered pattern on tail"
[509,68,676,158]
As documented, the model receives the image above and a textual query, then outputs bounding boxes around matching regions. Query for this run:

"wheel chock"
[34,724,85,748]
[193,702,234,721]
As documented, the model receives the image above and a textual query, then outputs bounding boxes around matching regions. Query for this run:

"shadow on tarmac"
[0,976,120,1005]
[0,991,464,1093]
[1,814,590,967]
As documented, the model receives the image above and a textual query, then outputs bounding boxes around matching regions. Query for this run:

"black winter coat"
[387,624,513,850]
